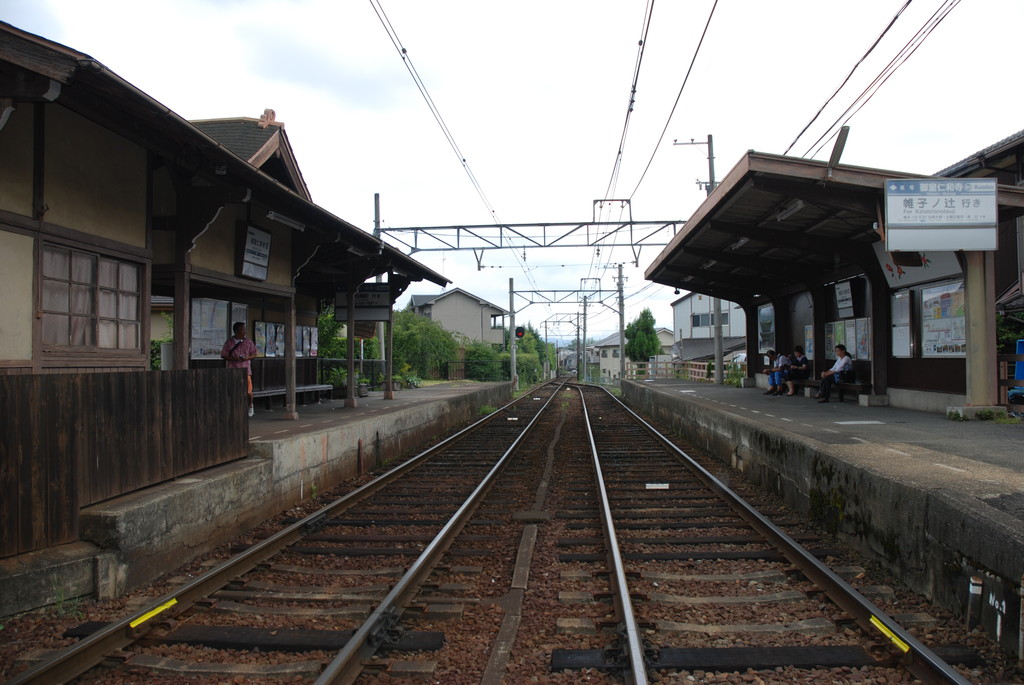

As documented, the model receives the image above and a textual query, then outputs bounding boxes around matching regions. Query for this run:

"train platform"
[0,381,512,619]
[623,378,1024,657]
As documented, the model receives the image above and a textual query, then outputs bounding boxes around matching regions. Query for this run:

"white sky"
[6,0,1022,342]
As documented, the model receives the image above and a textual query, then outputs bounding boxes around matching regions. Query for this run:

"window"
[601,349,608,357]
[42,245,141,350]
[612,349,620,358]
[691,312,729,328]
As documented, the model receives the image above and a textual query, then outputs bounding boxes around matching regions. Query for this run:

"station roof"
[645,151,1024,307]
[0,21,448,297]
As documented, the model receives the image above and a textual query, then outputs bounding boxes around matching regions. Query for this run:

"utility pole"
[509,278,518,391]
[674,134,724,383]
[576,312,582,382]
[544,321,550,380]
[581,296,588,383]
[616,264,626,382]
[373,194,394,398]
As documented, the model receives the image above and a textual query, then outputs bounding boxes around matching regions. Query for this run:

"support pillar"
[284,295,298,419]
[964,251,997,406]
[172,270,190,371]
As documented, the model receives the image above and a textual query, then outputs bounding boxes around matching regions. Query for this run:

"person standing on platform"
[817,344,853,403]
[222,321,259,417]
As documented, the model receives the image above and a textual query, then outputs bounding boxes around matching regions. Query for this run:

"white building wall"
[672,294,746,340]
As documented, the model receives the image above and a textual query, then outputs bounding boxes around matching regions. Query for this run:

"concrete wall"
[0,382,513,614]
[622,381,1024,657]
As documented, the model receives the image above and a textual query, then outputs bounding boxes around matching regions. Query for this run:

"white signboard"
[835,281,854,318]
[241,226,272,280]
[335,283,392,321]
[885,178,997,251]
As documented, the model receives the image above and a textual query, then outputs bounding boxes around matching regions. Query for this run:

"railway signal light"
[515,326,525,339]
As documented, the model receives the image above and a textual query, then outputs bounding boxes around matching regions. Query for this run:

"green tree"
[624,308,661,362]
[392,309,459,379]
[317,300,345,358]
[997,314,1024,354]
[465,340,504,381]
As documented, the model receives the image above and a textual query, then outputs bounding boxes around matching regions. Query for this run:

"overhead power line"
[603,0,657,201]
[794,0,962,159]
[368,0,540,291]
[784,0,913,156]
[628,0,720,200]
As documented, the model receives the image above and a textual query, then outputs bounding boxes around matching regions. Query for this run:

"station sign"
[335,282,391,321]
[884,178,997,251]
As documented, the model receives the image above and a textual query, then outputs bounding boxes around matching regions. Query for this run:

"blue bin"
[1010,339,1024,404]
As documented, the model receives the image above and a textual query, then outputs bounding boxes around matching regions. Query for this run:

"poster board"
[921,280,966,357]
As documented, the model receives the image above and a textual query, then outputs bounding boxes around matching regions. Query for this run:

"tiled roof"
[192,119,278,162]
[407,288,507,313]
[935,128,1024,177]
[672,336,746,362]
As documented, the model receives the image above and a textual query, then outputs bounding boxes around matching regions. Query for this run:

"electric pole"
[509,278,518,391]
[674,134,724,383]
[616,264,626,382]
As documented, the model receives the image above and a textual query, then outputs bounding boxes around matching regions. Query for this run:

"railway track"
[5,380,985,684]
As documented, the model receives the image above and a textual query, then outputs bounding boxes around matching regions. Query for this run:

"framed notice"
[824,322,835,353]
[845,320,857,356]
[254,321,267,357]
[855,318,870,360]
[240,226,272,281]
[891,291,912,358]
[833,321,845,349]
[757,304,775,353]
[921,280,966,357]
[804,324,814,361]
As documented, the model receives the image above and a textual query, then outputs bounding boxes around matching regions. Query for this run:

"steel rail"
[315,381,568,683]
[576,386,649,685]
[593,385,972,685]
[7,379,565,685]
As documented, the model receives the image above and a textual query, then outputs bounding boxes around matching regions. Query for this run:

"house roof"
[672,336,746,362]
[936,128,1024,178]
[192,111,311,200]
[408,288,508,314]
[0,20,448,298]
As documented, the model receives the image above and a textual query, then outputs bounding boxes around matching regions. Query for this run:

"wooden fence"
[0,369,249,558]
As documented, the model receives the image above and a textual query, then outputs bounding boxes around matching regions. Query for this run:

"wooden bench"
[252,384,332,409]
[791,378,872,402]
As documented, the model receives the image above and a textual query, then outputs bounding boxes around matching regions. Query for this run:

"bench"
[252,384,332,409]
[791,378,872,402]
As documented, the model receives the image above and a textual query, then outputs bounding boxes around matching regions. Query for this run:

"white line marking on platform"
[300,424,313,428]
[751,410,761,414]
[934,463,967,473]
[835,421,884,425]
[781,418,793,422]
[764,414,776,418]
[887,448,909,456]
[274,429,288,434]
[249,436,261,440]
[851,437,870,444]
[824,428,839,433]
[679,390,697,393]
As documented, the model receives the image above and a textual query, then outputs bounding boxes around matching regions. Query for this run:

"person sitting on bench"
[817,344,853,403]
[784,345,810,396]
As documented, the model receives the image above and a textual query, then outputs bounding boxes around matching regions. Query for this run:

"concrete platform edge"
[621,380,1024,658]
